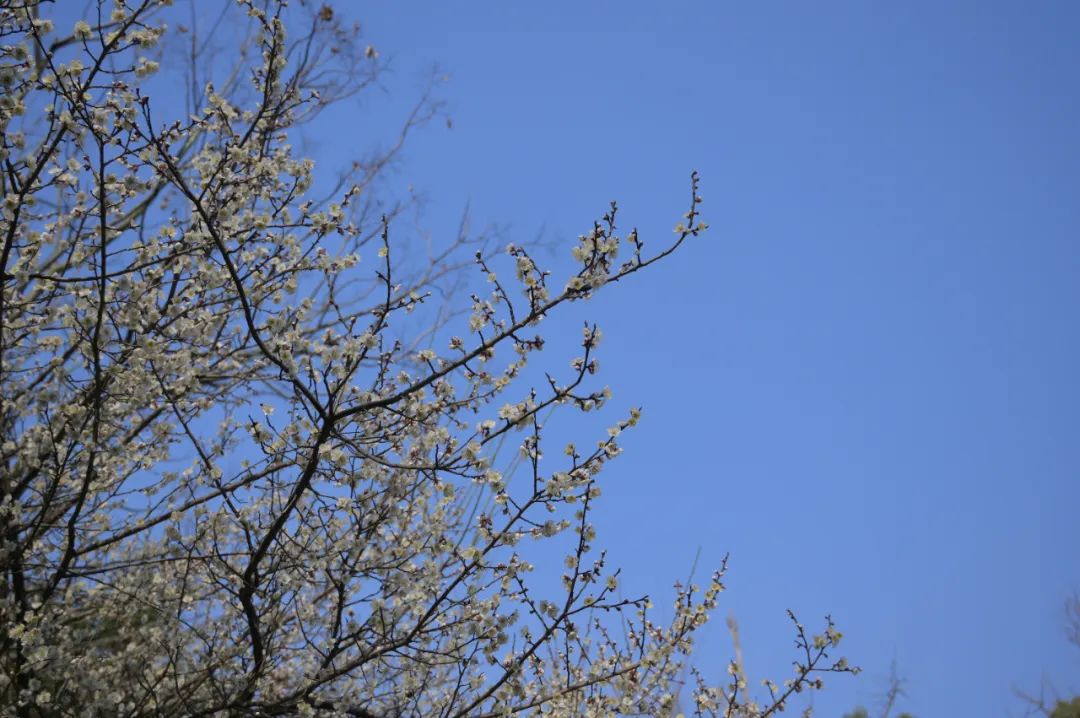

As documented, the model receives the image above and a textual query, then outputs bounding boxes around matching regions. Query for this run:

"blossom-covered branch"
[0,2,854,716]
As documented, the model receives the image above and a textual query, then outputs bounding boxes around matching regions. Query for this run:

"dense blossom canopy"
[0,2,852,715]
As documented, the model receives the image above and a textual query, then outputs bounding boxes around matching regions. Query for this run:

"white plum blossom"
[72,19,92,40]
[0,2,854,716]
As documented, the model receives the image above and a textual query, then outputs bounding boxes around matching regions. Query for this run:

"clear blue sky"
[314,3,1080,715]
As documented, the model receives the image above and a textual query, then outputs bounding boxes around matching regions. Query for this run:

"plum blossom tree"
[0,1,854,715]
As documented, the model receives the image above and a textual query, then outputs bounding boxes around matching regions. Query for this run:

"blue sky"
[314,3,1080,715]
